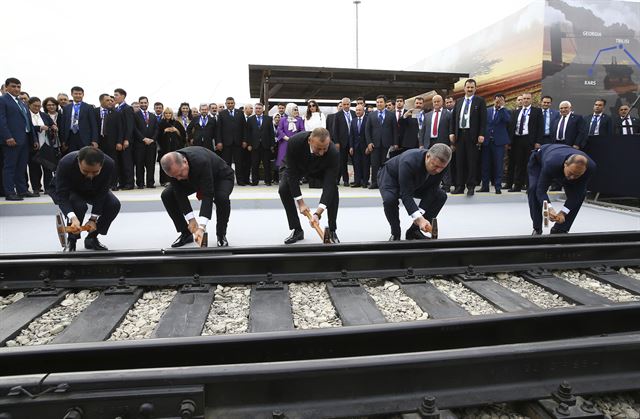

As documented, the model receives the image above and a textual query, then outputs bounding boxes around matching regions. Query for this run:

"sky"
[1,0,543,107]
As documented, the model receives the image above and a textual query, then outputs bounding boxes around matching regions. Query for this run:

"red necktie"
[432,111,439,137]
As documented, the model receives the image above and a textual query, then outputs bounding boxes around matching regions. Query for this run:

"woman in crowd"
[304,100,326,131]
[272,113,282,183]
[275,103,304,168]
[157,107,186,186]
[176,102,192,133]
[28,97,56,194]
[42,97,61,126]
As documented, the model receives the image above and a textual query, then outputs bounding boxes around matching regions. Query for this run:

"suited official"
[217,97,247,185]
[584,99,613,148]
[0,78,37,200]
[325,103,340,139]
[332,97,356,186]
[528,144,595,234]
[539,95,559,145]
[186,104,217,151]
[613,104,640,135]
[378,144,451,241]
[51,146,120,251]
[160,146,235,248]
[246,103,274,185]
[349,104,370,187]
[365,95,398,189]
[132,97,158,189]
[550,101,586,149]
[59,86,98,152]
[418,95,452,191]
[113,88,136,189]
[279,128,340,244]
[397,96,423,152]
[506,92,543,192]
[94,94,122,190]
[449,79,487,196]
[479,94,511,194]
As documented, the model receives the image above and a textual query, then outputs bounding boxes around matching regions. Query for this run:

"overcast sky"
[3,0,542,107]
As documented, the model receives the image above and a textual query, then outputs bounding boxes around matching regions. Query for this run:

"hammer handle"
[61,225,93,233]
[303,210,325,240]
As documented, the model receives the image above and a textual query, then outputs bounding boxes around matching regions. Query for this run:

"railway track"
[1,231,640,418]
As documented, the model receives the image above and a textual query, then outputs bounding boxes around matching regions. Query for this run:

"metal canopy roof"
[248,64,469,104]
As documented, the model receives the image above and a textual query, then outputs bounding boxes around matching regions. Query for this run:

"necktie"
[397,110,402,127]
[518,108,527,135]
[432,111,439,137]
[357,117,362,134]
[493,108,498,120]
[623,118,632,135]
[378,111,383,124]
[419,112,424,129]
[15,99,30,132]
[200,116,206,128]
[345,112,351,132]
[461,98,471,128]
[257,116,262,128]
[558,116,566,140]
[230,110,233,117]
[100,108,107,136]
[143,111,149,126]
[72,103,81,134]
[156,114,161,122]
[544,110,549,135]
[589,115,598,135]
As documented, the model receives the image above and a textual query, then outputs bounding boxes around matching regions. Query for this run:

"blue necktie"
[15,99,30,132]
[378,111,383,124]
[257,116,262,128]
[544,110,549,135]
[71,103,81,134]
[589,115,598,135]
[357,117,362,134]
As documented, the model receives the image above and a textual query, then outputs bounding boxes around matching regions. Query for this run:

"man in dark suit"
[365,95,398,189]
[133,96,159,189]
[614,104,640,135]
[528,144,595,235]
[331,97,356,186]
[216,97,246,185]
[59,86,98,153]
[279,128,339,244]
[113,88,135,189]
[246,103,274,185]
[449,79,487,196]
[540,95,559,145]
[481,93,511,194]
[325,103,340,138]
[51,146,120,251]
[550,101,586,149]
[0,77,37,200]
[398,96,422,152]
[186,103,217,150]
[506,92,543,192]
[160,146,235,248]
[418,95,452,191]
[584,98,613,146]
[349,104,369,188]
[378,144,451,241]
[95,94,121,190]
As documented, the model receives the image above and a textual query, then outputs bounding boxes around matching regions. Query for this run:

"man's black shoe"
[136,185,144,189]
[351,183,362,188]
[111,186,120,191]
[531,229,542,235]
[389,234,400,241]
[19,191,39,198]
[84,237,108,251]
[550,229,567,234]
[495,188,502,194]
[265,182,272,186]
[330,230,340,243]
[405,226,427,240]
[66,237,77,252]
[452,187,464,194]
[146,184,156,188]
[5,194,23,201]
[467,188,475,196]
[477,186,489,192]
[171,231,194,248]
[284,229,304,244]
[121,185,134,190]
[549,185,562,191]
[508,187,522,192]
[367,184,378,189]
[217,235,229,247]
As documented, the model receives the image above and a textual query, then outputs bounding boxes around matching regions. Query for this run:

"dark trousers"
[481,141,506,188]
[161,179,234,237]
[117,145,134,188]
[337,144,349,184]
[278,167,338,232]
[250,145,272,185]
[27,150,53,193]
[133,141,157,187]
[228,145,247,184]
[379,168,447,237]
[455,129,479,188]
[192,137,214,150]
[68,190,121,236]
[66,131,85,153]
[429,140,452,188]
[2,143,29,195]
[511,135,532,188]
[351,143,370,185]
[504,145,515,187]
[527,155,582,233]
[241,146,251,184]
[99,140,119,188]
[369,145,388,186]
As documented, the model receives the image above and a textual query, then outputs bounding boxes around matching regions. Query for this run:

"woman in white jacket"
[304,100,326,131]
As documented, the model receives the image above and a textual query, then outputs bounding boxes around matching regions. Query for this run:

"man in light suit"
[449,79,487,196]
[365,95,398,189]
[59,86,98,153]
[584,98,613,146]
[506,92,543,192]
[481,93,511,194]
[331,97,356,186]
[418,95,452,191]
[0,78,37,200]
[349,104,369,188]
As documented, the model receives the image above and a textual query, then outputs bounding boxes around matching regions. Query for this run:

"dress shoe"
[111,186,120,191]
[237,182,247,186]
[250,182,259,186]
[508,187,522,192]
[389,234,401,241]
[495,188,502,194]
[452,187,465,194]
[362,183,369,188]
[549,185,562,191]
[367,184,379,189]
[477,186,489,193]
[441,186,451,193]
[405,226,428,240]
[351,183,362,188]
[342,181,349,187]
[284,229,304,244]
[217,235,229,247]
[19,191,39,198]
[265,182,272,186]
[146,184,156,188]
[171,231,194,248]
[330,230,340,243]
[531,229,542,235]
[136,185,144,189]
[5,194,23,201]
[467,188,475,196]
[84,236,108,251]
[65,237,77,252]
[121,185,134,190]
[550,229,567,234]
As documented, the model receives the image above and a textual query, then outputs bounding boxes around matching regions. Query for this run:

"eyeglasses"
[309,104,316,107]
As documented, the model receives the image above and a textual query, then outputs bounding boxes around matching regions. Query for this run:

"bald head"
[432,95,443,111]
[160,152,190,180]
[563,154,588,180]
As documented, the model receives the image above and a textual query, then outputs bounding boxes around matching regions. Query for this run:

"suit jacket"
[365,109,397,148]
[170,146,234,220]
[541,108,560,137]
[332,109,356,147]
[246,114,274,149]
[217,108,246,146]
[530,144,596,213]
[550,113,586,147]
[0,93,36,146]
[380,148,445,216]
[59,101,98,147]
[186,115,217,148]
[326,113,337,138]
[484,106,511,146]
[450,95,487,142]
[419,109,452,148]
[283,131,339,207]
[509,106,544,145]
[349,114,368,148]
[114,102,135,144]
[94,107,122,149]
[52,150,115,216]
[583,113,613,139]
[134,109,159,144]
[613,116,640,135]
[398,112,420,149]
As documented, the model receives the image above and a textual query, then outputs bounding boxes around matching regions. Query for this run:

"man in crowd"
[133,96,158,188]
[614,103,640,135]
[550,100,585,149]
[113,88,136,189]
[51,146,120,251]
[59,86,98,152]
[349,104,369,188]
[539,95,559,145]
[365,95,397,189]
[217,96,246,185]
[246,102,274,186]
[584,98,612,144]
[418,95,452,191]
[378,144,451,241]
[278,128,339,244]
[398,96,422,153]
[153,102,164,123]
[506,92,543,192]
[481,93,511,194]
[160,146,235,248]
[332,97,355,186]
[187,103,217,150]
[57,93,69,110]
[528,144,595,235]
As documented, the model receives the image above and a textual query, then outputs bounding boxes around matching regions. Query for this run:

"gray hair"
[160,152,184,173]
[559,100,572,108]
[427,143,452,163]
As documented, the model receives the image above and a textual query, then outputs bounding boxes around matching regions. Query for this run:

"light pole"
[354,0,361,68]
